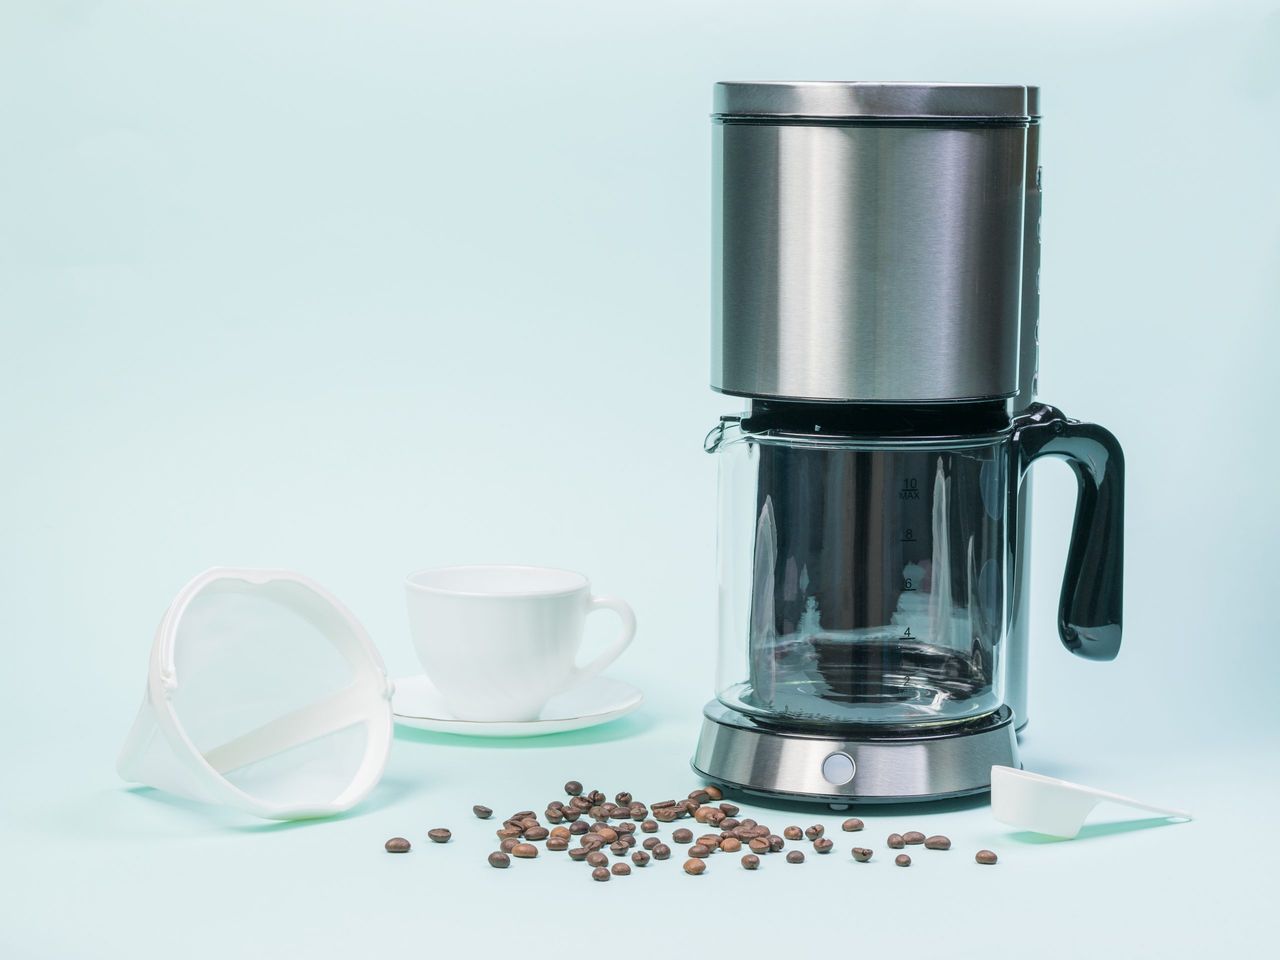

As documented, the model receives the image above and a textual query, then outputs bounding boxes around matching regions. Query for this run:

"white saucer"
[392,674,643,737]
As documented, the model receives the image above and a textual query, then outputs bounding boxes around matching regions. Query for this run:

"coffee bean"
[653,808,679,823]
[720,817,740,831]
[720,837,742,853]
[561,808,581,822]
[611,862,631,876]
[976,849,998,865]
[641,820,659,834]
[694,806,724,825]
[512,843,538,859]
[427,828,451,844]
[673,828,693,844]
[841,818,864,832]
[697,834,722,849]
[549,825,570,839]
[544,809,564,824]
[509,810,535,819]
[592,866,611,882]
[652,843,672,861]
[718,802,740,817]
[924,835,951,850]
[887,833,905,849]
[813,838,834,854]
[568,847,589,862]
[500,837,519,853]
[786,850,805,864]
[903,831,925,845]
[497,826,521,840]
[631,850,650,867]
[524,826,549,841]
[587,790,606,804]
[384,837,411,853]
[705,785,723,800]
[547,837,569,852]
[587,851,608,867]
[748,838,769,854]
[596,826,618,843]
[689,844,711,858]
[741,853,760,870]
[652,799,677,810]
[473,805,493,820]
[568,820,589,836]
[688,789,711,804]
[629,803,648,820]
[739,818,757,829]
[487,851,510,869]
[851,847,873,862]
[570,796,591,811]
[805,825,824,840]
[783,826,803,840]
[768,835,785,852]
[682,799,700,816]
[683,858,706,875]
[565,780,583,796]
[616,821,636,834]
[610,842,629,856]
[615,791,633,805]
[642,836,660,851]
[589,806,606,821]
[895,853,912,867]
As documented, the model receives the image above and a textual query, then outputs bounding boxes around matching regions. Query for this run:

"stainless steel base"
[691,701,1018,805]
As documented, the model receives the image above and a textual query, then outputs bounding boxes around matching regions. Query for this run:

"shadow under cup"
[404,565,635,722]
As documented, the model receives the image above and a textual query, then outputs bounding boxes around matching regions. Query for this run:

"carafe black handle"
[1011,403,1125,661]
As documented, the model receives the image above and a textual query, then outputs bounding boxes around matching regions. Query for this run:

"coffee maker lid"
[713,81,1030,121]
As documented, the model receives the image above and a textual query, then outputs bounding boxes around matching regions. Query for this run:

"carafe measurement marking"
[899,478,920,500]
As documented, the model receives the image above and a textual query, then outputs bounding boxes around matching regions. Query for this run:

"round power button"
[821,752,856,785]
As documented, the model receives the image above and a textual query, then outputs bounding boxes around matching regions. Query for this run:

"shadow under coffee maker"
[692,82,1125,804]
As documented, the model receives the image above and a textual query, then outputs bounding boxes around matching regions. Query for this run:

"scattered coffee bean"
[748,838,769,854]
[705,785,723,800]
[903,831,925,845]
[487,851,510,869]
[524,826,549,842]
[697,834,722,849]
[786,851,805,864]
[814,838,834,854]
[887,833,905,848]
[629,803,648,820]
[384,837,411,853]
[851,847,873,862]
[565,780,583,796]
[596,827,618,843]
[512,843,538,859]
[652,799,677,810]
[587,851,608,867]
[673,828,693,844]
[841,818,864,832]
[591,866,611,882]
[720,837,742,853]
[895,853,912,867]
[587,790,606,804]
[924,835,951,850]
[739,818,757,829]
[615,791,633,805]
[654,808,679,823]
[688,844,711,859]
[631,850,650,867]
[767,836,785,853]
[611,862,631,876]
[683,858,706,876]
[549,825,570,839]
[805,825,824,840]
[568,847,589,862]
[427,828,451,844]
[719,802,740,817]
[473,805,493,820]
[561,808,581,822]
[976,849,998,865]
[616,821,636,834]
[642,836,660,851]
[783,826,803,840]
[641,820,659,834]
[547,837,569,852]
[497,826,521,840]
[570,796,591,811]
[741,853,760,870]
[568,820,589,836]
[720,818,741,831]
[688,789,711,804]
[653,843,672,861]
[510,810,535,819]
[544,809,564,824]
[500,837,519,853]
[610,842,629,856]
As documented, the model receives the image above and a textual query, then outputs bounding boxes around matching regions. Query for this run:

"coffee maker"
[692,82,1124,804]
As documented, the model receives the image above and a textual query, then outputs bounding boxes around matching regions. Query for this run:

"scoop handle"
[1012,404,1125,661]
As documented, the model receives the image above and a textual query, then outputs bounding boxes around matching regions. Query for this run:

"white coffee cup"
[404,565,636,722]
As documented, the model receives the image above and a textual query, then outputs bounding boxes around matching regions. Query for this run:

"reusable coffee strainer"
[117,568,393,820]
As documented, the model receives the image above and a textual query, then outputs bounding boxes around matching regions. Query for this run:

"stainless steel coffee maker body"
[693,82,1123,803]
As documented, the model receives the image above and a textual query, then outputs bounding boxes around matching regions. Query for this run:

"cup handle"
[571,595,636,686]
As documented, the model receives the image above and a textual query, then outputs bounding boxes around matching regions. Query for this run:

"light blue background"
[2,1,1277,956]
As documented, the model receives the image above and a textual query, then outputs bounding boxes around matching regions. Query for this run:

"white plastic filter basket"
[117,568,394,820]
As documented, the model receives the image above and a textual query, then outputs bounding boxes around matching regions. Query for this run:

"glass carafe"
[707,401,1123,732]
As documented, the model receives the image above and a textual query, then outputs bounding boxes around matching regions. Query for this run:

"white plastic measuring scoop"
[118,568,394,820]
[991,765,1192,839]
